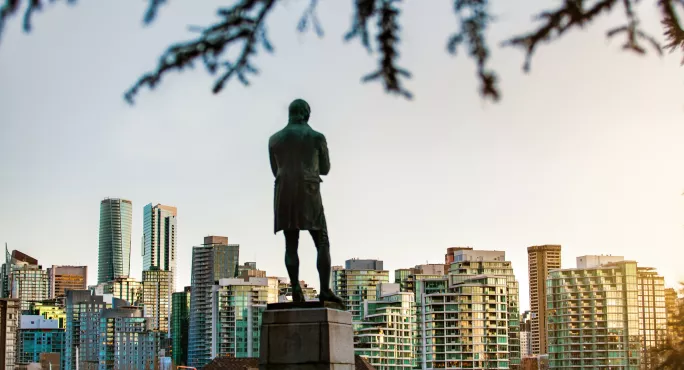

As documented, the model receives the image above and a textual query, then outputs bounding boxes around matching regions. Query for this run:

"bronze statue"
[269,99,344,306]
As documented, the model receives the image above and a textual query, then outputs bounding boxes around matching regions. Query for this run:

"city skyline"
[1,1,683,314]
[1,208,680,314]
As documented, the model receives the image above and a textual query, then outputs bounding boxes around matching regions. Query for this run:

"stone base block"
[259,306,354,370]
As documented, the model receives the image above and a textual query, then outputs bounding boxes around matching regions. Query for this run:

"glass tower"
[142,268,173,332]
[187,236,240,368]
[636,266,668,369]
[171,287,191,366]
[98,198,133,284]
[547,261,641,369]
[143,203,177,291]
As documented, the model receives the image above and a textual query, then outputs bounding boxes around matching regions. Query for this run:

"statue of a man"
[269,99,344,305]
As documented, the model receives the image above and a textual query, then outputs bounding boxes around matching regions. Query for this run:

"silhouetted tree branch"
[1,0,683,104]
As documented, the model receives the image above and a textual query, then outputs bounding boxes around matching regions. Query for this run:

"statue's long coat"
[269,122,330,233]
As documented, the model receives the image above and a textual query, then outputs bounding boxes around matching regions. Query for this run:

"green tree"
[1,0,683,104]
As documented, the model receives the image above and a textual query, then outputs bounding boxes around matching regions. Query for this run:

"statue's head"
[288,99,311,124]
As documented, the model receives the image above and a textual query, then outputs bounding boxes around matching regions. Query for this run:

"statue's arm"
[319,135,330,176]
[269,141,277,177]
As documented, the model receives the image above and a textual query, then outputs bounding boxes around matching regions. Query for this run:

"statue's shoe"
[319,289,344,307]
[292,285,306,303]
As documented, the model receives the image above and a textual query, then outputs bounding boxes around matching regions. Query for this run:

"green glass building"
[172,286,191,366]
[98,198,132,284]
[355,284,416,370]
[333,259,390,321]
[211,277,269,358]
[547,260,641,369]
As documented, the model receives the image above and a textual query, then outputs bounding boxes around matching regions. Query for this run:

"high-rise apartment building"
[332,259,390,321]
[637,266,668,368]
[64,290,110,370]
[447,248,521,368]
[142,268,173,332]
[418,274,512,369]
[211,277,270,358]
[0,298,20,370]
[16,315,65,366]
[48,265,87,299]
[527,244,561,355]
[187,236,240,368]
[10,263,49,311]
[143,203,177,291]
[547,260,641,369]
[0,248,37,298]
[99,304,160,370]
[98,198,133,284]
[171,287,191,367]
[355,283,415,370]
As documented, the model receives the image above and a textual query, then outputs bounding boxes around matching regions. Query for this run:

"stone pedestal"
[259,302,355,370]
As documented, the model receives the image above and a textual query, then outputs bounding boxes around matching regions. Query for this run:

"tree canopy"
[0,0,683,104]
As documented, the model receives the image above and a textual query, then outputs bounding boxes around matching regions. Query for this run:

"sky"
[1,0,683,311]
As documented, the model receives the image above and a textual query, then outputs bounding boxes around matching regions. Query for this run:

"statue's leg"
[284,230,305,302]
[310,228,344,306]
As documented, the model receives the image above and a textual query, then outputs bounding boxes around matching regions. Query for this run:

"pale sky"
[1,0,683,311]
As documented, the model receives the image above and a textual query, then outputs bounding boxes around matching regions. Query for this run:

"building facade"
[277,278,317,302]
[64,290,110,370]
[143,203,177,292]
[171,287,191,366]
[9,263,49,311]
[187,236,240,368]
[142,268,173,332]
[28,301,66,328]
[447,249,521,368]
[95,277,142,306]
[547,261,641,369]
[418,275,512,369]
[0,299,20,370]
[520,311,532,357]
[332,259,390,321]
[48,265,87,299]
[527,244,561,355]
[664,287,681,343]
[98,305,160,370]
[636,266,667,368]
[211,277,270,358]
[16,315,65,366]
[354,283,415,370]
[98,198,133,284]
